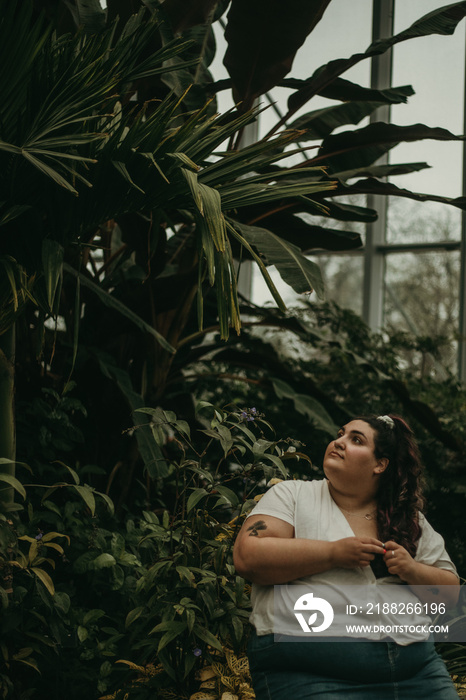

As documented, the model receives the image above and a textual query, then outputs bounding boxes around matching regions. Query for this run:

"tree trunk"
[0,325,15,506]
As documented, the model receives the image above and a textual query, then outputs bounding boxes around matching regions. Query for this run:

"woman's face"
[323,420,384,486]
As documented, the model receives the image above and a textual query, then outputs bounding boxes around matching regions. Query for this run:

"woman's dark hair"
[356,414,425,557]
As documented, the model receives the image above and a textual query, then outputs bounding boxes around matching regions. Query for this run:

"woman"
[234,414,460,699]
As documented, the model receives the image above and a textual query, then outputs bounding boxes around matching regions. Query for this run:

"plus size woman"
[234,414,460,699]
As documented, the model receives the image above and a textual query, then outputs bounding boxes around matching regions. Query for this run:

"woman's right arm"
[233,514,385,585]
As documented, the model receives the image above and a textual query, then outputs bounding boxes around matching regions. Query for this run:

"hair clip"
[377,415,394,429]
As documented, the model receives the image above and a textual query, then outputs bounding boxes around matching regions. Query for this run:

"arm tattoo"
[247,520,267,537]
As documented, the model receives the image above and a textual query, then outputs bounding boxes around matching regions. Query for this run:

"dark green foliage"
[188,301,466,576]
[1,401,298,698]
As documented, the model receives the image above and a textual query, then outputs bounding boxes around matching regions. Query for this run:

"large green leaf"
[288,101,388,141]
[0,204,32,228]
[97,357,169,479]
[316,122,463,174]
[247,212,362,253]
[314,199,377,223]
[31,567,55,596]
[234,221,325,299]
[0,473,26,500]
[335,178,466,211]
[282,77,416,106]
[198,182,226,252]
[73,485,96,515]
[223,0,332,107]
[287,1,466,114]
[42,239,64,313]
[227,219,287,311]
[232,195,377,227]
[271,378,338,436]
[333,162,430,182]
[314,78,415,105]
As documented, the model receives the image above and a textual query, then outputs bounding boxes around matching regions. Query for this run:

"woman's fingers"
[360,538,385,554]
[363,541,385,555]
[333,537,385,568]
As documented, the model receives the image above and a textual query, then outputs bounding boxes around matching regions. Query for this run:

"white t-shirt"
[246,479,458,644]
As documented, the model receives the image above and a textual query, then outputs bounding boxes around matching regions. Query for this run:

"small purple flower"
[35,532,43,540]
[193,648,202,657]
[240,407,261,423]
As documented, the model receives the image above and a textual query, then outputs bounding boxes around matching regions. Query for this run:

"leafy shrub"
[0,401,305,699]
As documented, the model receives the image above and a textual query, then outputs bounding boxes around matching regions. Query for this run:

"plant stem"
[0,325,16,505]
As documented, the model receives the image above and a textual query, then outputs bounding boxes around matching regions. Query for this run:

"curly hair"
[356,414,425,557]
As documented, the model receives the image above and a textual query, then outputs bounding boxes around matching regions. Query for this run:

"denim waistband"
[247,632,438,684]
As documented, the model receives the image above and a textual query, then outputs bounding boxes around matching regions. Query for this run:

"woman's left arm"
[383,540,460,605]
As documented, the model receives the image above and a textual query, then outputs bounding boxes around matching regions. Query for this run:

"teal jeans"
[247,633,459,699]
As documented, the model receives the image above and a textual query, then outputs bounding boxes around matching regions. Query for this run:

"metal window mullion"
[458,21,466,382]
[377,241,461,254]
[363,0,394,330]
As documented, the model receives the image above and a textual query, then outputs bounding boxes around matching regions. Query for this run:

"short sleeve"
[416,514,458,577]
[245,480,298,527]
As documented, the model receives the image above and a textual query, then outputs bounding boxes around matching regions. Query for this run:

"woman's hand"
[383,540,459,604]
[332,537,385,569]
[383,540,416,581]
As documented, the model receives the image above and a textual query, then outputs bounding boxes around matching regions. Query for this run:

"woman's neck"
[327,480,377,514]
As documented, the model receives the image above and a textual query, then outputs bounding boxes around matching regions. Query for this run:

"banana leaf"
[287,1,466,114]
[288,101,389,141]
[233,221,325,299]
[245,212,362,252]
[333,162,430,182]
[333,178,466,212]
[315,122,464,174]
[292,78,415,105]
[272,378,338,436]
[223,0,332,107]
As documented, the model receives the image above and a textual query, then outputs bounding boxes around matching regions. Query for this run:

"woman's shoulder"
[268,478,327,501]
[270,477,326,492]
[248,478,326,523]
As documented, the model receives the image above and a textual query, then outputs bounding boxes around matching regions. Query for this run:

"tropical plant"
[52,1,466,245]
[4,1,466,485]
[0,0,334,500]
[1,399,303,699]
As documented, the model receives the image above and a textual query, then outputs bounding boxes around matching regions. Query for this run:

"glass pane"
[317,254,364,315]
[252,265,307,307]
[384,250,459,373]
[211,0,373,137]
[387,198,462,245]
[388,0,465,244]
[258,0,373,137]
